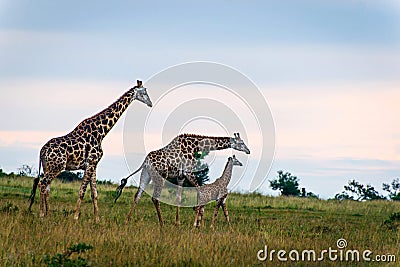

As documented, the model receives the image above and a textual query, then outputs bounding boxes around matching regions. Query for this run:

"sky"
[0,0,399,198]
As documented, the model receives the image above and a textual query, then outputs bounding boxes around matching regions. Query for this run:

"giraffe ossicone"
[28,80,152,222]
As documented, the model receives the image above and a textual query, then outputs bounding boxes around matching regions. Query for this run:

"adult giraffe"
[117,133,250,226]
[28,80,152,222]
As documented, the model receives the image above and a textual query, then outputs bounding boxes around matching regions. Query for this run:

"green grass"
[0,176,399,266]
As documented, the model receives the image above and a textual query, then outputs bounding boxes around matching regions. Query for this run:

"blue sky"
[0,0,399,198]
[1,0,399,81]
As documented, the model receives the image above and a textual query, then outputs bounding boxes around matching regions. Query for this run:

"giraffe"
[117,133,250,226]
[28,80,152,222]
[193,155,242,228]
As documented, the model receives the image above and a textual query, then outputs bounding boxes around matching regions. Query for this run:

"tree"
[270,170,301,196]
[301,187,319,199]
[57,171,84,183]
[335,180,385,201]
[334,192,355,201]
[0,168,8,177]
[383,178,400,201]
[17,165,37,177]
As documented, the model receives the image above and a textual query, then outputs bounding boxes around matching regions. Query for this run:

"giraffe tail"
[28,158,42,211]
[114,162,144,203]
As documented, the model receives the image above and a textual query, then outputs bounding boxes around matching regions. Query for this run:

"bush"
[1,201,19,213]
[97,180,115,185]
[44,243,93,267]
[383,212,400,231]
[0,168,8,177]
[335,180,385,201]
[270,171,301,196]
[383,178,400,201]
[57,171,84,183]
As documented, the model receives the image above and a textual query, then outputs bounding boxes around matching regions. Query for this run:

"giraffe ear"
[137,80,143,87]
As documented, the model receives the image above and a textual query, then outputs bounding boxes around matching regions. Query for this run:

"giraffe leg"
[38,181,46,218]
[194,206,205,228]
[182,171,201,227]
[38,170,60,218]
[193,206,201,227]
[175,178,184,226]
[152,178,165,227]
[221,201,231,226]
[74,165,95,221]
[126,168,150,224]
[200,206,205,227]
[44,184,51,216]
[89,175,99,223]
[175,206,180,226]
[210,199,223,228]
[39,181,52,217]
[125,188,144,224]
[152,197,164,227]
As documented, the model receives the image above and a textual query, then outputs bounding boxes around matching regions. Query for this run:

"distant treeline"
[270,170,400,201]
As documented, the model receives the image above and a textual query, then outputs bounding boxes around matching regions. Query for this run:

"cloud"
[1,27,399,84]
[0,78,147,131]
[0,130,124,157]
[267,83,400,161]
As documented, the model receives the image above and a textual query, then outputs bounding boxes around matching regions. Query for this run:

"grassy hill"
[0,176,399,266]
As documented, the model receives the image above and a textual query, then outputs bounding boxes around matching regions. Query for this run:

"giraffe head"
[133,80,152,107]
[230,133,250,154]
[231,155,243,166]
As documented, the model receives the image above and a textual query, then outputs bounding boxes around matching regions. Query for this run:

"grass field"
[0,176,399,266]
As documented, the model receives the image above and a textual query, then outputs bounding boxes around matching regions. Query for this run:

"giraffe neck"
[216,159,233,186]
[76,88,136,141]
[197,136,232,152]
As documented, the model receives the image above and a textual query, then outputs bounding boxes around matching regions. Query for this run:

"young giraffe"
[193,155,242,228]
[28,80,152,222]
[117,133,250,226]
